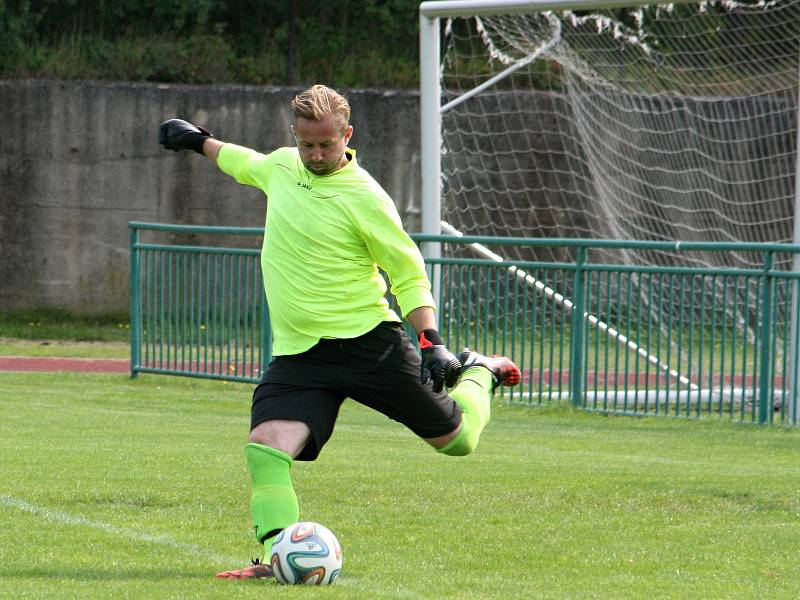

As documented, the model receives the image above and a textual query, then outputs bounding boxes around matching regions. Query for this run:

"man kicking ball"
[158,84,520,578]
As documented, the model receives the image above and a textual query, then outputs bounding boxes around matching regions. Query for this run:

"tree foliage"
[0,0,421,87]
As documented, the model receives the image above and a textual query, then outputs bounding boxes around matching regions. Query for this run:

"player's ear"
[343,125,353,145]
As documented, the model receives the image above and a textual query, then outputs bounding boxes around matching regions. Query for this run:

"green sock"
[437,366,494,456]
[245,443,299,554]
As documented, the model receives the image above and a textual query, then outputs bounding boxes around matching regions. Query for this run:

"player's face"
[293,115,353,176]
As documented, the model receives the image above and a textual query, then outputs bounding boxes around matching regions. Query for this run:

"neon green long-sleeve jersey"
[217,144,434,356]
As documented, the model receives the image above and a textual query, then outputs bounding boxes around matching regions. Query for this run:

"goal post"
[419,0,800,422]
[419,0,698,249]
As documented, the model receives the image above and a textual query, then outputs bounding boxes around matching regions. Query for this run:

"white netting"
[440,0,800,270]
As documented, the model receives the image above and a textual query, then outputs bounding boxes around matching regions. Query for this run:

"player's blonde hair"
[291,85,351,132]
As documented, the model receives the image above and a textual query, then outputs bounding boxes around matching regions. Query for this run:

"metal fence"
[130,222,800,425]
[130,222,269,382]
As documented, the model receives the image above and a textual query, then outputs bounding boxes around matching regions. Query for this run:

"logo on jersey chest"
[297,181,312,190]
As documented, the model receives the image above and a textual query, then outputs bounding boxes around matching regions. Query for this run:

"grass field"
[0,338,130,359]
[0,309,130,343]
[2,372,799,599]
[0,309,130,359]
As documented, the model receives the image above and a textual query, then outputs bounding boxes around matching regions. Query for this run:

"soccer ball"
[269,521,342,585]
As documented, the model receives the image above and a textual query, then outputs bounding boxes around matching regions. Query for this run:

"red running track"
[0,356,129,373]
[0,357,765,388]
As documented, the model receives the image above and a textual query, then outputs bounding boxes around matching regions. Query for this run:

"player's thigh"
[340,323,462,439]
[251,357,345,461]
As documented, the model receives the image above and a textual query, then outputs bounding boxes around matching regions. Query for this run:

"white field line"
[2,494,449,597]
[0,494,240,565]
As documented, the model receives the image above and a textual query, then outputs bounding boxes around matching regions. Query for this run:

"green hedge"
[0,0,420,87]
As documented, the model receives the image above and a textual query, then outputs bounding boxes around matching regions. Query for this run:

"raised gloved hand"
[419,329,461,393]
[158,118,213,155]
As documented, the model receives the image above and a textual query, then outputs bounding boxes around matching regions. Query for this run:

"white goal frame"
[419,0,800,249]
[418,0,800,423]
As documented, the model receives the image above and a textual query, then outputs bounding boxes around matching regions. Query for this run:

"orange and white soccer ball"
[269,522,343,585]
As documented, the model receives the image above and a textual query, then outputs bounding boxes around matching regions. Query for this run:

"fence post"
[569,247,587,408]
[129,224,141,378]
[792,277,800,425]
[758,251,775,424]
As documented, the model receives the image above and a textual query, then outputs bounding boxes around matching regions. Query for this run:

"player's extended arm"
[158,118,224,163]
[407,306,461,393]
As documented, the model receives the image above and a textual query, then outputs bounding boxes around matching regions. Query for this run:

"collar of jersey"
[303,147,357,178]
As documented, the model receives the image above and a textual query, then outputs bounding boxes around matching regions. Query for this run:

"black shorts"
[251,321,462,461]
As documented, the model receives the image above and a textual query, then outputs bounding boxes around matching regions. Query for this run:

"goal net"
[421,0,800,416]
[436,0,800,270]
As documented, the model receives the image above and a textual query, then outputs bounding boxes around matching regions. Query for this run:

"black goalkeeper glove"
[158,118,213,155]
[419,329,461,393]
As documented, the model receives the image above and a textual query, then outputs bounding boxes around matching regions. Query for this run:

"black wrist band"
[419,328,443,346]
[189,127,212,154]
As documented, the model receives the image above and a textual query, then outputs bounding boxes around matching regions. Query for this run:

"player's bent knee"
[437,434,477,456]
[248,419,311,459]
[435,423,479,456]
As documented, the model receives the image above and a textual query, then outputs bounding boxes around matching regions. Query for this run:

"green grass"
[0,309,131,359]
[1,373,799,599]
[0,309,130,343]
[0,338,130,359]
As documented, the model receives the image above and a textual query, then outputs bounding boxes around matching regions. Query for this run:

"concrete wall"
[2,80,793,315]
[0,80,422,313]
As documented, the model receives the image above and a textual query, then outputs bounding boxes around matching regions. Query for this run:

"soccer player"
[158,84,521,579]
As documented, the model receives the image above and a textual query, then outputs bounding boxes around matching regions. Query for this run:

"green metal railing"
[130,222,800,425]
[130,222,269,382]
